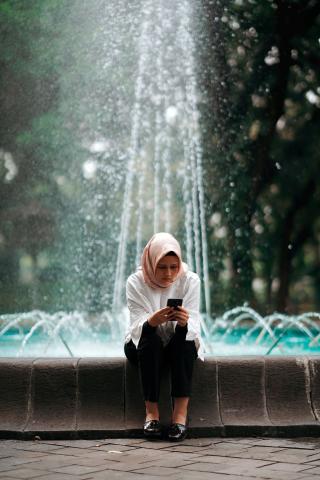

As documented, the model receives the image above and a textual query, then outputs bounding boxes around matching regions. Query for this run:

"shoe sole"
[143,431,162,439]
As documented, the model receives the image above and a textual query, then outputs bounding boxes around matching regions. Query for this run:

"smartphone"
[167,298,183,310]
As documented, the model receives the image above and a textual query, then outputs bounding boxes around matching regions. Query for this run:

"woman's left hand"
[174,306,189,327]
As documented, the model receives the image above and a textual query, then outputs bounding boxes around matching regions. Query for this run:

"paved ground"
[1,436,320,480]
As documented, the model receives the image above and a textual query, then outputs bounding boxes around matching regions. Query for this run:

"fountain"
[0,0,320,358]
[1,306,320,357]
[1,0,320,440]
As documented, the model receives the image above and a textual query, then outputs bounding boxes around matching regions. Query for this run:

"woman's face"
[155,255,180,287]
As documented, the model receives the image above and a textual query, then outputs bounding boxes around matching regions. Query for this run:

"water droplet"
[165,106,178,126]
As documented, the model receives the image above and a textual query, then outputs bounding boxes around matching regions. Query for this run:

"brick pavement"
[1,436,320,480]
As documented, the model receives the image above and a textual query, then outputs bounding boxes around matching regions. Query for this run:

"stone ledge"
[0,356,319,438]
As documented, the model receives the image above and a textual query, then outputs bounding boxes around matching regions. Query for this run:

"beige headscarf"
[140,232,188,289]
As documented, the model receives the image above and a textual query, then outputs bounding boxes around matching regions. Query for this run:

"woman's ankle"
[171,396,189,424]
[145,401,159,421]
[171,413,187,425]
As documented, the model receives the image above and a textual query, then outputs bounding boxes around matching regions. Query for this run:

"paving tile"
[1,450,48,459]
[211,465,303,479]
[33,476,93,480]
[118,451,174,464]
[0,452,22,459]
[0,478,27,480]
[130,466,182,476]
[193,454,249,465]
[0,465,23,474]
[22,453,114,471]
[261,453,315,464]
[0,478,34,480]
[79,448,121,458]
[15,457,79,470]
[184,457,273,471]
[300,476,320,480]
[2,437,320,480]
[141,451,203,460]
[222,437,264,445]
[12,443,64,452]
[87,443,139,452]
[228,469,305,480]
[173,474,257,480]
[94,438,146,446]
[161,444,212,453]
[136,457,200,469]
[93,460,153,472]
[257,462,313,472]
[236,446,283,458]
[299,466,320,474]
[198,446,251,457]
[0,467,50,478]
[0,457,44,468]
[305,452,320,461]
[243,469,307,480]
[252,439,318,450]
[128,440,176,449]
[77,454,126,466]
[41,440,101,448]
[275,447,317,455]
[303,460,320,467]
[268,462,320,472]
[89,472,163,480]
[49,464,111,475]
[180,439,221,448]
[43,447,104,457]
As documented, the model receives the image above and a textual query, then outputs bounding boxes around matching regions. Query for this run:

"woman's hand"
[174,306,189,327]
[148,307,176,327]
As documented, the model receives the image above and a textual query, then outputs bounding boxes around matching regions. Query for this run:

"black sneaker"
[143,419,162,438]
[168,423,187,441]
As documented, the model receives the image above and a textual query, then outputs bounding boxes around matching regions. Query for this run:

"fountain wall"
[1,356,320,438]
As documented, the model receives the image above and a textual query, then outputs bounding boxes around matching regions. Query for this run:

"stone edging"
[0,356,319,439]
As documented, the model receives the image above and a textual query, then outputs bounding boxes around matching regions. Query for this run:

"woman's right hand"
[148,307,175,327]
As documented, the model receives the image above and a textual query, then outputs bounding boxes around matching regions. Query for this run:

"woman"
[124,232,204,441]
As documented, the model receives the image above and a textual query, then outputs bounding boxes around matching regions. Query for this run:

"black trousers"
[124,323,198,402]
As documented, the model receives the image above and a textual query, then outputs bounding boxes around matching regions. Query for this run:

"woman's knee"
[124,340,139,365]
[138,332,163,353]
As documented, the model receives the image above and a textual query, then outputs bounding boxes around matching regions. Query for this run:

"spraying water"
[1,0,319,357]
[112,0,210,314]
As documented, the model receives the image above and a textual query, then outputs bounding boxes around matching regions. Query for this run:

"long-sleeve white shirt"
[125,269,204,361]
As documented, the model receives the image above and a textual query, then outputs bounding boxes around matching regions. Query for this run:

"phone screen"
[167,298,183,310]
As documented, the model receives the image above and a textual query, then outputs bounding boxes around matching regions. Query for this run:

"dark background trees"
[0,0,319,315]
[199,0,320,314]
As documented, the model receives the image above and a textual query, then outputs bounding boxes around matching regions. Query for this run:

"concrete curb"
[217,357,270,426]
[0,356,319,438]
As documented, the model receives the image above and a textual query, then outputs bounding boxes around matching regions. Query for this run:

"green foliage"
[0,0,319,315]
[200,0,320,313]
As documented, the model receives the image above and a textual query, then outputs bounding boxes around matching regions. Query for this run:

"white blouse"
[125,269,205,361]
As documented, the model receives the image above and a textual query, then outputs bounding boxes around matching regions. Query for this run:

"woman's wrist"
[147,317,157,328]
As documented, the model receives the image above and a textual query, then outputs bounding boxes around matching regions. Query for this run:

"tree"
[199,0,320,312]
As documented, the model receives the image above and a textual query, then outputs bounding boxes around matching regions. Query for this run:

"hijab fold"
[140,232,188,289]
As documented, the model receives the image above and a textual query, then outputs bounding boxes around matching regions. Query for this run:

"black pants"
[124,323,198,402]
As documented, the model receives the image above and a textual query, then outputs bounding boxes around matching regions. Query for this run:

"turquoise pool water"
[1,327,319,357]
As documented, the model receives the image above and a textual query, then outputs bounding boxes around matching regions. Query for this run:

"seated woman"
[124,232,204,441]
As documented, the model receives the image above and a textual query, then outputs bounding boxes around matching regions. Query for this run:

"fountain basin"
[2,328,320,357]
[1,356,320,439]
